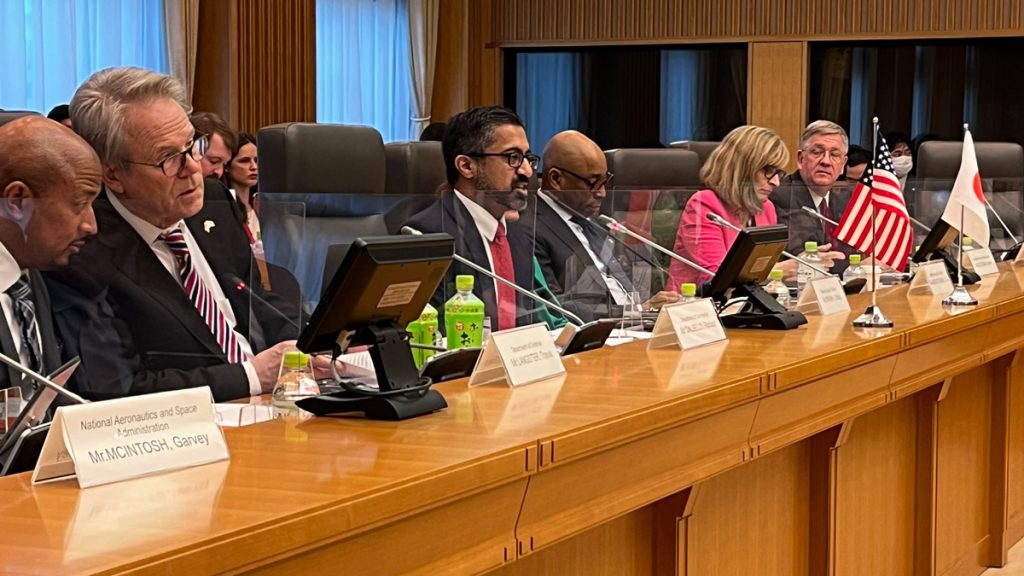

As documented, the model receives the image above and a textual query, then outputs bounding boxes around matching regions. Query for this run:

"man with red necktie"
[404,106,538,332]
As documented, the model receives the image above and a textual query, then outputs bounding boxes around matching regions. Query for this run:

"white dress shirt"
[453,189,508,302]
[538,191,627,305]
[0,241,40,369]
[108,193,262,395]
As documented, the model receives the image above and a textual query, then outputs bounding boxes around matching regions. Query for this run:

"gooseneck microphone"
[400,226,586,327]
[223,273,302,331]
[597,215,715,278]
[706,213,834,278]
[800,205,839,227]
[0,353,88,405]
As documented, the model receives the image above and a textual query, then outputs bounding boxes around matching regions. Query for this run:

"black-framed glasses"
[467,150,539,170]
[761,166,786,181]
[126,134,209,176]
[549,165,614,191]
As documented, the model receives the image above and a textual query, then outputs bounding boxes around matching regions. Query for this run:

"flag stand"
[942,205,978,306]
[854,117,894,328]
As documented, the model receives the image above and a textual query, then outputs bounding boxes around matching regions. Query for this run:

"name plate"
[795,276,850,316]
[647,299,728,350]
[966,248,1000,277]
[908,260,955,295]
[468,323,565,388]
[33,387,229,488]
[1014,245,1024,267]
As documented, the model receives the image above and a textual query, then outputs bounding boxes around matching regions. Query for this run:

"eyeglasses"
[467,150,540,170]
[126,134,209,176]
[802,146,846,164]
[550,165,614,191]
[761,166,786,181]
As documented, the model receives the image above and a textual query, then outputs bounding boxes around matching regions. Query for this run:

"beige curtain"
[407,0,439,139]
[164,0,200,103]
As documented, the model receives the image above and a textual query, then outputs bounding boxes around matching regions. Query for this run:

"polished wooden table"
[3,264,1024,575]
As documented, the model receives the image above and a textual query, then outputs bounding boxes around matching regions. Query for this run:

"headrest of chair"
[604,148,702,188]
[0,111,41,127]
[917,141,1024,180]
[257,123,385,195]
[667,140,720,167]
[384,141,446,196]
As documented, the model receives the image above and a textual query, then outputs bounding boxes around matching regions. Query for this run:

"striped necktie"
[160,228,246,363]
[6,274,42,373]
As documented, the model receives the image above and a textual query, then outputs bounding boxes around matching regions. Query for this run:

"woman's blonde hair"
[700,125,789,215]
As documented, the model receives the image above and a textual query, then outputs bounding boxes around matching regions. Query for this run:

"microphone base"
[720,310,808,330]
[296,389,447,421]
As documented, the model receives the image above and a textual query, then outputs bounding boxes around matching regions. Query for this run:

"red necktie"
[819,198,835,244]
[490,224,517,330]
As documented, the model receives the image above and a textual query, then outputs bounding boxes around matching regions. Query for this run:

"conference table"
[3,263,1024,575]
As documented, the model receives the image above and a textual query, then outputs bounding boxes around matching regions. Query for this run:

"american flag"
[834,128,913,271]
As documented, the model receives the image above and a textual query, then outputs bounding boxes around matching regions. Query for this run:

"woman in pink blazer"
[668,125,793,289]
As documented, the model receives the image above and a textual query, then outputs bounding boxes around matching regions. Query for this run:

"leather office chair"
[258,123,395,301]
[668,140,720,168]
[382,140,446,233]
[0,111,40,127]
[914,141,1024,246]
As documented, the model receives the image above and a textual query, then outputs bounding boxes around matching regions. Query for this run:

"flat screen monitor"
[706,224,789,299]
[911,219,957,263]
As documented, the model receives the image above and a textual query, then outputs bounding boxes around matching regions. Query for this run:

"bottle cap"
[963,236,974,245]
[283,350,308,370]
[455,274,474,291]
[804,241,818,252]
[680,283,697,297]
[849,254,862,265]
[770,268,783,281]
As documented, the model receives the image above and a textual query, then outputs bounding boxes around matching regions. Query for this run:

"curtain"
[406,0,438,139]
[515,52,581,160]
[317,0,414,142]
[660,50,701,144]
[0,0,169,113]
[163,0,199,104]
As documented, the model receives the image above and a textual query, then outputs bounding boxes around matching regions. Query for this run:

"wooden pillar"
[748,41,808,171]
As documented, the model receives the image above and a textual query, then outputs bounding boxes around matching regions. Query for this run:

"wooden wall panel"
[430,0,470,123]
[493,0,1023,45]
[236,0,316,132]
[192,0,237,125]
[748,42,807,170]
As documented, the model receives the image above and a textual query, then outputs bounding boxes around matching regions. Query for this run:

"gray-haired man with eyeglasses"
[769,119,853,274]
[44,67,301,403]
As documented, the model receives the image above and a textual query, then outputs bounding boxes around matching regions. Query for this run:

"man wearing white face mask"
[887,133,914,190]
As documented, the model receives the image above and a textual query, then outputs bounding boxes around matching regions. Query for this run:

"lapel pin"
[204,220,216,233]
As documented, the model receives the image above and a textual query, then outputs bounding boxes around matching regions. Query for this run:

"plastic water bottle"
[272,350,319,405]
[765,268,790,309]
[960,236,976,270]
[407,303,438,368]
[679,283,698,303]
[444,275,485,350]
[797,241,823,298]
[843,254,867,293]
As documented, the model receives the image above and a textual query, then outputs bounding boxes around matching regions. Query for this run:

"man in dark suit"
[770,120,852,274]
[0,116,102,397]
[526,130,677,322]
[46,67,299,402]
[403,106,538,331]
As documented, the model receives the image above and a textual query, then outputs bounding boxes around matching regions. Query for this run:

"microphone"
[540,192,668,274]
[800,205,839,227]
[597,215,715,277]
[987,202,1020,245]
[0,352,88,405]
[910,216,933,233]
[222,273,302,331]
[400,226,586,326]
[705,213,835,278]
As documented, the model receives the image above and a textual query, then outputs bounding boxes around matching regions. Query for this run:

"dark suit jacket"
[770,172,854,274]
[0,270,63,397]
[403,192,535,329]
[44,188,300,403]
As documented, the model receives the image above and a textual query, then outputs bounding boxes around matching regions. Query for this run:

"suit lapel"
[27,271,61,374]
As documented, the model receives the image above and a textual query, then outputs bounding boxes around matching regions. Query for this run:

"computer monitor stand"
[717,283,808,330]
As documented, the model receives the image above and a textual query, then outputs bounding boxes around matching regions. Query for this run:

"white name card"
[647,299,727,350]
[33,387,229,488]
[795,276,850,316]
[966,248,1000,277]
[908,260,955,295]
[1014,245,1024,267]
[468,323,565,388]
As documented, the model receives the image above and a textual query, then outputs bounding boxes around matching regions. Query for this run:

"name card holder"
[33,387,229,488]
[908,260,955,295]
[966,248,1000,277]
[647,299,728,350]
[794,276,850,316]
[468,323,566,388]
[1014,245,1024,267]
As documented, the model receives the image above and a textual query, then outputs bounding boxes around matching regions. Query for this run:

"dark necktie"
[818,198,835,244]
[489,224,517,331]
[7,274,42,373]
[160,228,247,363]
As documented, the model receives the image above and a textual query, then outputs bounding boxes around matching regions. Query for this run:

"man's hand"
[644,290,680,310]
[252,340,297,394]
[816,243,846,272]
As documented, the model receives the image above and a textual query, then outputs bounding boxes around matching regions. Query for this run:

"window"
[0,0,169,113]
